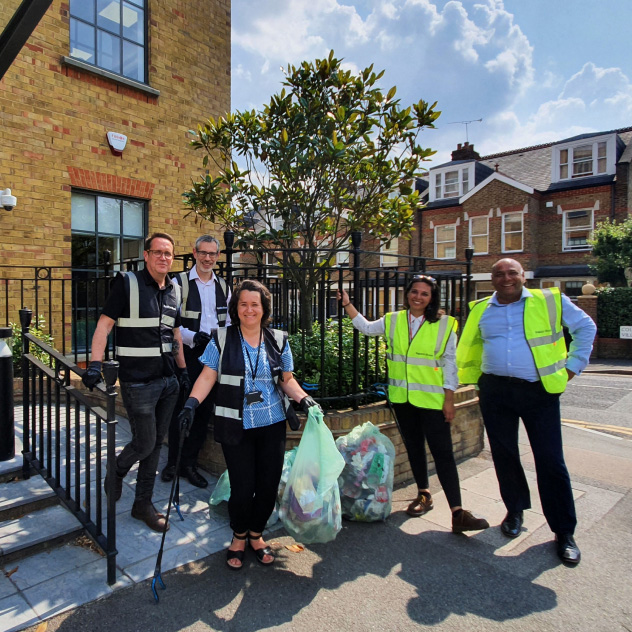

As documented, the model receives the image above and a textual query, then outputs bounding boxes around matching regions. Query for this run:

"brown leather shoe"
[452,509,490,533]
[407,492,434,517]
[131,500,170,532]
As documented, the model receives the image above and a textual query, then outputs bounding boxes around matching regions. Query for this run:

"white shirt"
[180,266,232,348]
[351,312,458,391]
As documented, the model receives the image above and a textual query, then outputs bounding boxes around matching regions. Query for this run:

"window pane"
[597,141,607,173]
[72,234,97,267]
[560,149,568,164]
[444,171,459,196]
[122,238,143,260]
[97,0,121,34]
[567,211,590,228]
[70,19,95,63]
[504,214,522,232]
[71,194,96,231]
[462,168,469,194]
[99,236,120,265]
[572,145,593,176]
[123,200,144,236]
[560,164,568,179]
[122,40,144,81]
[70,0,95,22]
[127,0,144,6]
[472,235,487,253]
[437,225,455,241]
[471,216,487,234]
[123,2,144,44]
[97,29,121,73]
[505,233,522,251]
[97,197,121,234]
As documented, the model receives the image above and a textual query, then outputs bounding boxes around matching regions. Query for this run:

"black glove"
[193,331,211,348]
[177,367,192,396]
[177,397,199,436]
[300,395,323,415]
[82,361,103,391]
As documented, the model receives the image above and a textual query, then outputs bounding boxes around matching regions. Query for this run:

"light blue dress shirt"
[480,288,597,381]
[199,335,294,429]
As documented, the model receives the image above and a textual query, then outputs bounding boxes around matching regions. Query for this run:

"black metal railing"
[2,234,473,407]
[20,308,119,585]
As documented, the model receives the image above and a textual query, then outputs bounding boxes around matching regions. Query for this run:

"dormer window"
[432,164,472,201]
[553,134,616,182]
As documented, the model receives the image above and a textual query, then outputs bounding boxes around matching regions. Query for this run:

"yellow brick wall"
[0,0,230,267]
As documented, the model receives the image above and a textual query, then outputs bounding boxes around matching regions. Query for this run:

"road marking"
[562,418,632,437]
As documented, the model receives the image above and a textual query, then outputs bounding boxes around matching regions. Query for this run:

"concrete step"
[0,504,83,564]
[0,476,58,520]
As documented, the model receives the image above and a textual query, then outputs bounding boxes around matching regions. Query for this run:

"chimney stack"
[451,142,480,161]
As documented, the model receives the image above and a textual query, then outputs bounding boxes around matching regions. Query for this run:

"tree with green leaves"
[184,51,440,327]
[588,217,632,286]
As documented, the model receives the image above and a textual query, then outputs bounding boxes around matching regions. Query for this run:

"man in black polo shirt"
[161,234,230,488]
[82,232,189,532]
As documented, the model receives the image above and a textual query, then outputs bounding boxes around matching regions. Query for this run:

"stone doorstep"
[0,477,58,521]
[0,505,83,562]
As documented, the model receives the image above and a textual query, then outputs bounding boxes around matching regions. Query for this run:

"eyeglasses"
[196,250,219,259]
[147,249,174,260]
[412,274,436,283]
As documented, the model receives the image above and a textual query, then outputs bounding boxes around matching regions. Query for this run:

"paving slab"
[0,477,55,514]
[0,592,39,632]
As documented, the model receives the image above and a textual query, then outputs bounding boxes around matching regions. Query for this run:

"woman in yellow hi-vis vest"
[338,275,489,533]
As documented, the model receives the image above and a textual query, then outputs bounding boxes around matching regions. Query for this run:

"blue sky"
[231,0,632,167]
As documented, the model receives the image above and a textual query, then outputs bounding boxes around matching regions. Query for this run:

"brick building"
[0,0,229,269]
[414,127,632,299]
[0,0,230,346]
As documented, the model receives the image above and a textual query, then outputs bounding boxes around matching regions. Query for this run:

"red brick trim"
[67,168,155,199]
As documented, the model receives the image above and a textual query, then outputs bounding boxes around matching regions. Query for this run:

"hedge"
[595,287,632,338]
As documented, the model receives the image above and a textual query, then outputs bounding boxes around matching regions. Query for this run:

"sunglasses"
[411,274,436,283]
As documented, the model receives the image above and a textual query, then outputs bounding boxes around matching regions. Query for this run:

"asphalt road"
[561,373,632,438]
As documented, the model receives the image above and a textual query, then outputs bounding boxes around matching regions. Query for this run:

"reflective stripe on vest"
[456,288,568,394]
[214,327,289,425]
[179,271,228,327]
[115,272,181,360]
[384,311,456,410]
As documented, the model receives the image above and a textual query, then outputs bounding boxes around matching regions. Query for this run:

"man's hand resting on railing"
[82,361,103,391]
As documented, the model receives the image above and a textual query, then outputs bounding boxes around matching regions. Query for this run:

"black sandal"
[226,532,247,571]
[248,532,275,566]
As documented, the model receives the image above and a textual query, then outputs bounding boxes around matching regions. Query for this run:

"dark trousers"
[221,420,286,534]
[477,373,577,535]
[393,402,462,508]
[167,345,213,469]
[118,375,179,502]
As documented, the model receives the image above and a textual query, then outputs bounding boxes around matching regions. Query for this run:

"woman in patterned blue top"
[178,279,320,570]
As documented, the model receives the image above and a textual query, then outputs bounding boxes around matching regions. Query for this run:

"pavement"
[0,359,630,632]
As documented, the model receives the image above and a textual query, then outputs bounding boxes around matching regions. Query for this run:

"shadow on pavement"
[44,514,559,632]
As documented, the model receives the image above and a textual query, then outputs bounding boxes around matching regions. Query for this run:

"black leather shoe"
[161,464,176,482]
[104,472,124,502]
[180,465,208,488]
[501,511,524,538]
[131,500,170,533]
[556,533,581,565]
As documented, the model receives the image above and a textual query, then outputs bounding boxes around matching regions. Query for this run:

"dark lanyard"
[239,326,263,382]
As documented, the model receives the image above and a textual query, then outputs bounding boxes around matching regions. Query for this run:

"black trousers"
[221,419,286,534]
[477,373,577,535]
[393,402,462,508]
[167,345,213,468]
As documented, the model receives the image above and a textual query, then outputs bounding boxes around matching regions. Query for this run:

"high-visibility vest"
[176,270,228,333]
[114,270,182,382]
[384,311,457,410]
[211,326,299,445]
[456,288,568,394]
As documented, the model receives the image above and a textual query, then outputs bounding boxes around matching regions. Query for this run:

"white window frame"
[469,215,488,255]
[434,224,457,259]
[502,212,523,253]
[552,134,616,182]
[562,209,593,252]
[380,238,399,267]
[430,163,474,201]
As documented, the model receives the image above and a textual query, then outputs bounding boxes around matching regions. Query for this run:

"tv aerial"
[447,118,482,143]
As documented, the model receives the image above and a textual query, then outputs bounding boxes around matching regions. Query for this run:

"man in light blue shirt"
[458,258,596,565]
